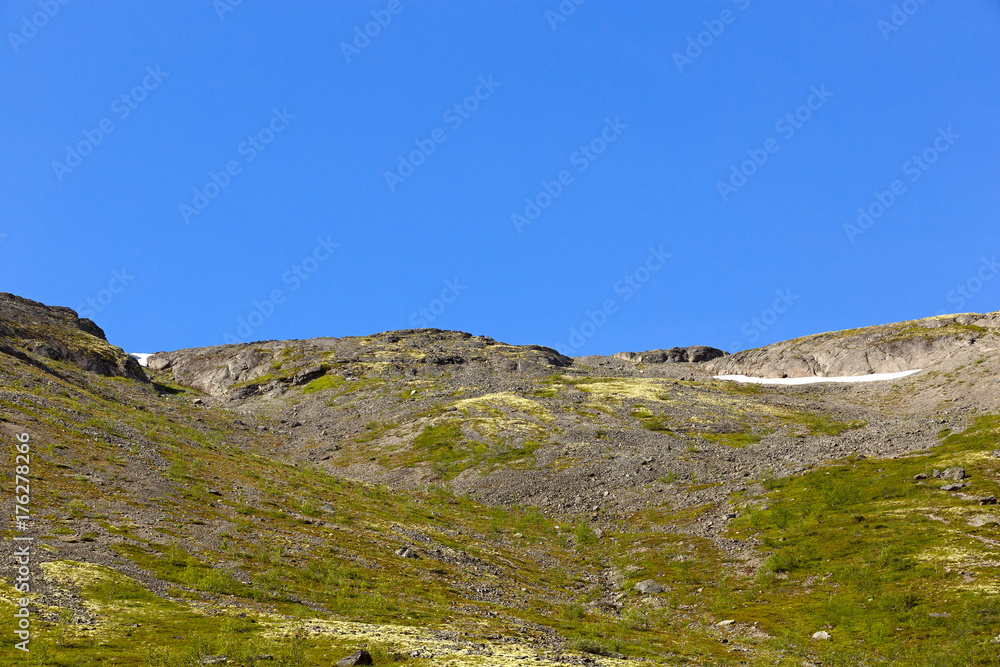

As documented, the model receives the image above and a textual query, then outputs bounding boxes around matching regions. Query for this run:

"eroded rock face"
[707,313,1000,378]
[613,346,726,364]
[0,292,146,381]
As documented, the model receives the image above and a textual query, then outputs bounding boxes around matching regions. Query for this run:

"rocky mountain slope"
[1,292,999,666]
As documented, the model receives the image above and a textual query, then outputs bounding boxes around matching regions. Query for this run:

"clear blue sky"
[3,1,998,356]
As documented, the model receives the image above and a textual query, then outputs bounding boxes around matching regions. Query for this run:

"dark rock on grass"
[337,649,373,666]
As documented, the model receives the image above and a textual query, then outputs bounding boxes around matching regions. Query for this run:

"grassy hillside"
[2,297,1000,665]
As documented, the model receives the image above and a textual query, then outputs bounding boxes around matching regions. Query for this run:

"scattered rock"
[934,467,966,481]
[811,631,831,641]
[716,619,735,627]
[942,483,965,492]
[395,546,419,559]
[913,473,927,480]
[968,515,999,528]
[634,580,664,595]
[201,656,228,665]
[979,496,997,506]
[336,650,373,667]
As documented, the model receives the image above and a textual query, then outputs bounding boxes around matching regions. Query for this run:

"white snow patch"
[128,353,152,368]
[714,369,922,385]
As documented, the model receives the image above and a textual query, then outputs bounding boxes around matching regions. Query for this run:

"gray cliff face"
[612,346,727,364]
[706,313,1000,378]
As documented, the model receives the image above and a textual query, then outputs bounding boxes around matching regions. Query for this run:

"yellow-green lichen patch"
[573,378,674,403]
[453,392,553,423]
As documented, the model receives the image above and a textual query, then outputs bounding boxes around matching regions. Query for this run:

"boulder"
[634,579,664,594]
[968,515,999,528]
[934,467,966,481]
[336,650,373,667]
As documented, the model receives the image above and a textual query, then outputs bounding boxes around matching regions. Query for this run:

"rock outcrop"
[707,313,1000,378]
[148,329,573,398]
[0,292,146,381]
[613,346,726,364]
